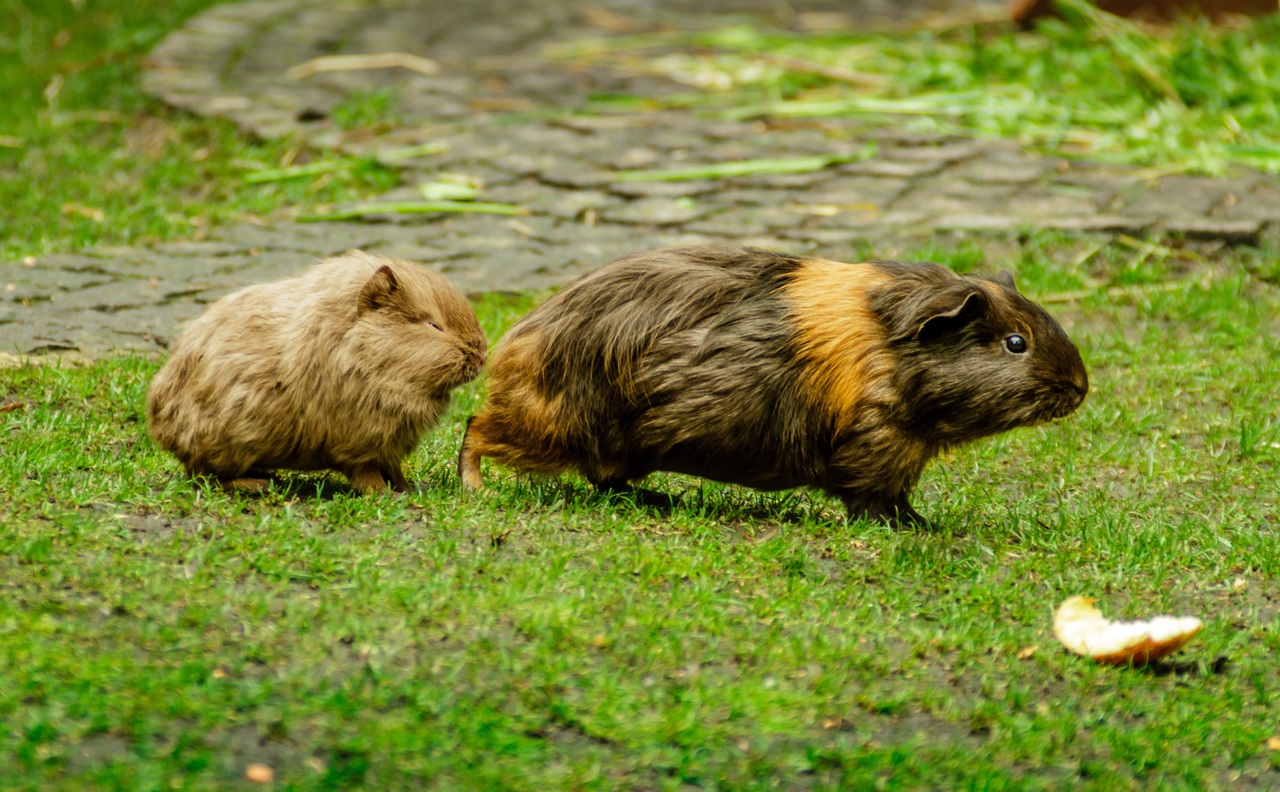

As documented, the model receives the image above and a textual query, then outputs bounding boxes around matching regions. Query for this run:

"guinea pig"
[458,245,1087,526]
[148,250,487,494]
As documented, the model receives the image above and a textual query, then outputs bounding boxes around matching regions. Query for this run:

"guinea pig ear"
[993,270,1019,293]
[357,265,400,316]
[913,286,988,342]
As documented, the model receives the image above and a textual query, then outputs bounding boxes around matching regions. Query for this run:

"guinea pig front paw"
[346,465,391,494]
[378,464,414,493]
[220,476,271,494]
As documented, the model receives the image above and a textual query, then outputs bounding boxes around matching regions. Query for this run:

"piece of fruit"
[1053,596,1201,666]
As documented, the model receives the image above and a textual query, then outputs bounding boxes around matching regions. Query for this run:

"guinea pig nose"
[1070,369,1089,398]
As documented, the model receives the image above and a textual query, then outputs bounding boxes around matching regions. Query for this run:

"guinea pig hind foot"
[843,496,936,530]
[593,479,680,511]
[457,420,485,491]
[457,449,484,491]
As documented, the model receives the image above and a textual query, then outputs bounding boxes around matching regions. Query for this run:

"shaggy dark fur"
[459,246,1087,525]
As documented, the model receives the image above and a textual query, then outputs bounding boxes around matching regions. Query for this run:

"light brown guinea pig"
[148,250,487,494]
[458,245,1088,526]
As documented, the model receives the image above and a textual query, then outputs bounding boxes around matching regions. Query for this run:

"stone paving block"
[600,197,718,226]
[432,252,572,294]
[2,254,117,276]
[0,311,84,355]
[389,94,476,123]
[1002,191,1103,218]
[729,170,837,189]
[1043,214,1156,234]
[882,139,987,164]
[36,252,152,280]
[1,267,107,303]
[537,189,624,221]
[148,240,255,257]
[1122,175,1250,218]
[891,179,1021,217]
[411,163,523,192]
[737,234,812,252]
[491,151,571,177]
[199,224,326,254]
[957,158,1052,185]
[498,124,604,154]
[470,215,572,244]
[803,207,884,230]
[773,228,874,248]
[796,176,912,208]
[841,157,949,179]
[933,213,1037,233]
[42,279,185,313]
[642,128,718,152]
[858,209,932,229]
[207,249,320,281]
[1048,169,1128,207]
[95,304,200,348]
[480,178,559,208]
[715,188,801,208]
[605,146,667,170]
[427,215,562,254]
[536,169,619,190]
[682,204,818,236]
[73,247,155,267]
[1217,182,1280,222]
[606,179,719,199]
[1160,217,1263,243]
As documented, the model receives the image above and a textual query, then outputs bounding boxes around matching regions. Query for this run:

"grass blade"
[244,160,361,183]
[245,144,444,183]
[615,146,876,181]
[297,200,528,221]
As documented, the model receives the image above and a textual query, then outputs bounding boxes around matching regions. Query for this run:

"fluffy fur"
[148,250,487,493]
[458,245,1088,526]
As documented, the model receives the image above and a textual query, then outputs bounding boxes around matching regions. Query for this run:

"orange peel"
[1053,596,1201,666]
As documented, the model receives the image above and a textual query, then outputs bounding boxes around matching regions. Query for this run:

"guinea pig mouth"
[429,354,484,393]
[1040,387,1087,422]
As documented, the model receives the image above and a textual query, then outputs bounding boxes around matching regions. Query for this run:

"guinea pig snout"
[1070,369,1089,400]
[1051,370,1089,419]
[1063,361,1089,408]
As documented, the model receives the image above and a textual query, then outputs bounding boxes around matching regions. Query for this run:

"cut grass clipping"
[240,143,447,184]
[614,147,876,181]
[553,0,1280,175]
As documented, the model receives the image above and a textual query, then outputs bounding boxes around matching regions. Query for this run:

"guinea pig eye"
[1004,334,1028,354]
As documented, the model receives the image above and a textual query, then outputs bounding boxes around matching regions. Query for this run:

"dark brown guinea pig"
[458,245,1087,526]
[148,250,487,494]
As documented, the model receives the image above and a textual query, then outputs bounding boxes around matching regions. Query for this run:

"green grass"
[555,0,1280,175]
[0,0,401,262]
[4,0,1280,787]
[3,236,1280,788]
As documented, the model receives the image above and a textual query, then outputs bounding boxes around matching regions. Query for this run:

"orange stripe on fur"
[784,260,898,433]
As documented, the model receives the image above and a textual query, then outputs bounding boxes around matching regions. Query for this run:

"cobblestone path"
[4,0,1278,358]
